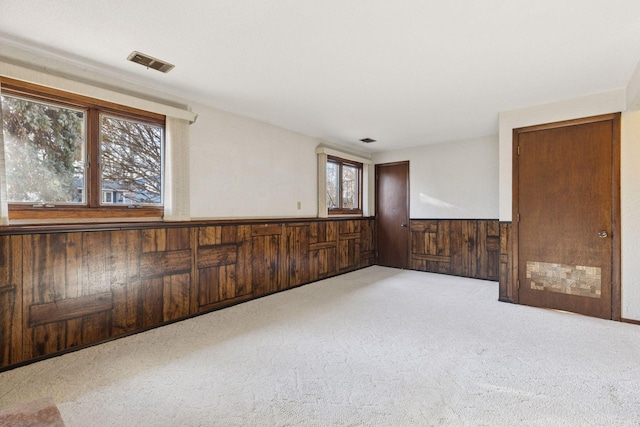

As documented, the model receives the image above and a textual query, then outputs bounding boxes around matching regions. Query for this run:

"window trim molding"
[0,61,196,122]
[315,147,372,166]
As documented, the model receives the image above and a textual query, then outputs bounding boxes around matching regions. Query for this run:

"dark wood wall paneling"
[0,218,375,370]
[410,219,500,281]
[0,235,22,367]
[1,216,516,370]
[499,222,514,303]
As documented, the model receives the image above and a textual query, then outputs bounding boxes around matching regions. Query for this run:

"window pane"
[1,95,85,204]
[342,164,359,209]
[326,161,339,209]
[100,115,163,205]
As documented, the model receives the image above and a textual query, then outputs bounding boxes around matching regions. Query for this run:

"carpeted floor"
[1,266,639,426]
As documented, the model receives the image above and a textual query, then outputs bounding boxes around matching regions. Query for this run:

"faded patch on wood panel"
[527,261,601,298]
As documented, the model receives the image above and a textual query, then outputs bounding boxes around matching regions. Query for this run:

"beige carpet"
[1,266,639,426]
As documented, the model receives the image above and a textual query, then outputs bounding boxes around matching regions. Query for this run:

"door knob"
[400,223,407,227]
[598,231,608,238]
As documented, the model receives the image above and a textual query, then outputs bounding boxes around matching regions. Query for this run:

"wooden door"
[514,114,620,319]
[376,161,410,268]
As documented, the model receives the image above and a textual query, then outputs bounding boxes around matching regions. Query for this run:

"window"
[2,95,86,205]
[0,78,165,220]
[100,114,163,206]
[327,155,362,214]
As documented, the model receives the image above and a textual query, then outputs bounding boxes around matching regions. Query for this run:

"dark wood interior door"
[514,114,620,319]
[376,161,410,268]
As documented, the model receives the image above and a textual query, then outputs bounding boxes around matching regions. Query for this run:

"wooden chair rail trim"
[0,216,376,236]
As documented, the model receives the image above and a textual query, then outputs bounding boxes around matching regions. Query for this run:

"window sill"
[8,205,163,221]
[3,206,164,232]
[5,216,161,226]
[0,217,167,235]
[328,211,363,217]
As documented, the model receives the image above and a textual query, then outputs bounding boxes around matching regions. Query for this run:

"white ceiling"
[1,1,640,152]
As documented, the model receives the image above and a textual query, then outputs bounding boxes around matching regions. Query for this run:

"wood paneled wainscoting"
[410,219,500,281]
[0,218,375,370]
[499,222,514,303]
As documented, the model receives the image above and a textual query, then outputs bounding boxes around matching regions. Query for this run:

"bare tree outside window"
[342,164,358,209]
[326,156,362,214]
[326,161,339,209]
[100,115,163,205]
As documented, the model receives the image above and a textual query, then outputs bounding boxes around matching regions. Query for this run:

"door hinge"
[517,279,520,290]
[517,145,520,155]
[517,213,520,222]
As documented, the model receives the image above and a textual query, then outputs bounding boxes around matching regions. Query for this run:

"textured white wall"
[621,111,640,320]
[189,103,319,218]
[372,136,499,219]
[627,59,640,111]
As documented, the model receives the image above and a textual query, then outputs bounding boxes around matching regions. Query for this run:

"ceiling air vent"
[360,138,376,143]
[127,51,175,73]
